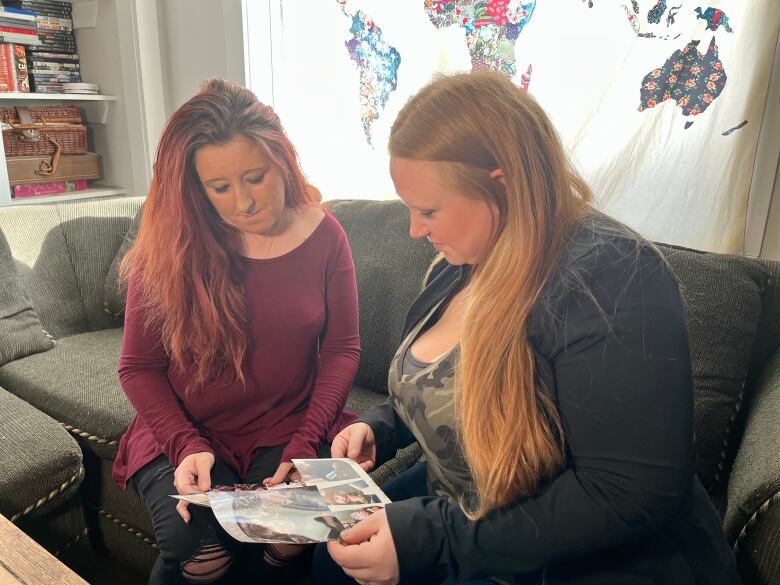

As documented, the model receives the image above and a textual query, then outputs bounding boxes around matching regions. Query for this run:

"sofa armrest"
[724,348,780,585]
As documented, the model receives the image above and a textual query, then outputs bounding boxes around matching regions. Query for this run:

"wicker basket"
[0,105,82,125]
[2,125,88,157]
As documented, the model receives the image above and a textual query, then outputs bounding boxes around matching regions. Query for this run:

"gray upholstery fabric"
[88,458,158,577]
[345,383,392,414]
[0,328,133,460]
[0,198,144,339]
[0,385,84,520]
[16,497,88,556]
[328,200,436,394]
[751,260,780,376]
[0,230,54,366]
[724,348,780,542]
[57,198,143,329]
[734,496,780,585]
[0,204,89,338]
[659,245,768,495]
[104,205,143,318]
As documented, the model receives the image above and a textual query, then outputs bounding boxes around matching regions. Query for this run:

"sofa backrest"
[0,197,144,339]
[657,244,779,511]
[328,200,436,394]
[752,259,780,377]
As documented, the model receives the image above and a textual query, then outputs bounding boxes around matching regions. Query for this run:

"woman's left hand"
[327,509,400,585]
[263,461,302,486]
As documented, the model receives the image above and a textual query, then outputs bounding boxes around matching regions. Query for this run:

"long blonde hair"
[390,72,593,518]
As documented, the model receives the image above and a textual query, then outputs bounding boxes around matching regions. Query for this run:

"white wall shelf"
[0,93,116,101]
[0,94,118,123]
[9,186,126,205]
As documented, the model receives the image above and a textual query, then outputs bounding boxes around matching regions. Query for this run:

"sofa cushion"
[659,245,768,494]
[104,205,143,318]
[57,197,144,330]
[0,204,91,337]
[328,200,436,394]
[0,198,143,339]
[0,327,133,460]
[0,230,54,366]
[0,385,84,521]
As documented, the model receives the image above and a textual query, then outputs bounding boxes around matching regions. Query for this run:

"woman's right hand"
[173,451,215,523]
[331,423,377,471]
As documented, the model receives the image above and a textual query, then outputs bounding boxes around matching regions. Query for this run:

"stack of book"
[0,42,30,91]
[0,4,40,46]
[2,0,80,93]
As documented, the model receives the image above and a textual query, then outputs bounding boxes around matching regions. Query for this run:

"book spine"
[29,61,79,70]
[0,42,30,91]
[0,8,38,21]
[0,43,13,91]
[0,25,39,35]
[10,42,29,91]
[27,50,77,60]
[0,32,41,45]
[5,0,72,12]
[13,179,88,197]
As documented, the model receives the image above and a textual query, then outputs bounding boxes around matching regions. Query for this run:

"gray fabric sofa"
[0,196,777,585]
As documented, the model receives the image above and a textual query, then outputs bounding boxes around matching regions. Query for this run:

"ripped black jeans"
[133,443,330,585]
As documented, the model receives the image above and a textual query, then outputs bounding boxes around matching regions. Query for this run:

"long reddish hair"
[121,78,319,392]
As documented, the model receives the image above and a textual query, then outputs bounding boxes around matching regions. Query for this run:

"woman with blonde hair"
[315,71,739,584]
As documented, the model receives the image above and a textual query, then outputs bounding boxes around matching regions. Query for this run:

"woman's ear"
[489,168,506,187]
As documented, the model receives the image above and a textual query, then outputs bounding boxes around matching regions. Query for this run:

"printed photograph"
[209,490,332,544]
[313,505,384,541]
[293,458,363,484]
[320,480,382,507]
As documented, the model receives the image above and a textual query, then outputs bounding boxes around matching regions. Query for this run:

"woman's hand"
[331,422,377,471]
[327,508,400,585]
[263,461,302,486]
[173,451,215,523]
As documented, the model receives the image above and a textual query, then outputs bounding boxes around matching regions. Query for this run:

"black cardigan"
[361,215,741,584]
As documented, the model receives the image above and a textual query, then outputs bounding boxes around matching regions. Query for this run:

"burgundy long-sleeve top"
[112,213,360,489]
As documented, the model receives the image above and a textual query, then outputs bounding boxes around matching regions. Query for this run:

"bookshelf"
[0,93,125,205]
[0,0,158,207]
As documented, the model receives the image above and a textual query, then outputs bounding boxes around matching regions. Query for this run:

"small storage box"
[6,152,100,185]
[0,105,83,125]
[2,124,88,157]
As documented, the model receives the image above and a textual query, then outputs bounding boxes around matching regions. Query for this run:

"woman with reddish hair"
[112,78,360,584]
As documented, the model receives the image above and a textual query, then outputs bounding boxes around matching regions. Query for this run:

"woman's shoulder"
[559,210,666,283]
[538,211,677,323]
[286,206,346,251]
[315,207,349,242]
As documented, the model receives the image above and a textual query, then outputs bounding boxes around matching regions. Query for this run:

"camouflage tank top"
[388,299,474,501]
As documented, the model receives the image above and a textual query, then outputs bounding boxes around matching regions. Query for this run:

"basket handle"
[33,133,62,176]
[13,106,47,131]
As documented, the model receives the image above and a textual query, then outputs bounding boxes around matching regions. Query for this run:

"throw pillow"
[103,205,142,318]
[659,244,768,494]
[0,230,54,367]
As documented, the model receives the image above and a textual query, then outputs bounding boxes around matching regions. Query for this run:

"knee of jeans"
[180,543,232,584]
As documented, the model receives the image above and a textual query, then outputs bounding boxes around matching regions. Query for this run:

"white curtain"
[246,0,779,253]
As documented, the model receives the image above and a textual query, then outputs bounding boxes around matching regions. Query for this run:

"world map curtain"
[246,0,779,253]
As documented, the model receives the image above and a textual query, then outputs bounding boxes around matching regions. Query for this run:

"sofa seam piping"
[710,383,746,492]
[9,467,84,522]
[95,508,159,550]
[54,527,89,557]
[61,423,118,446]
[734,490,780,553]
